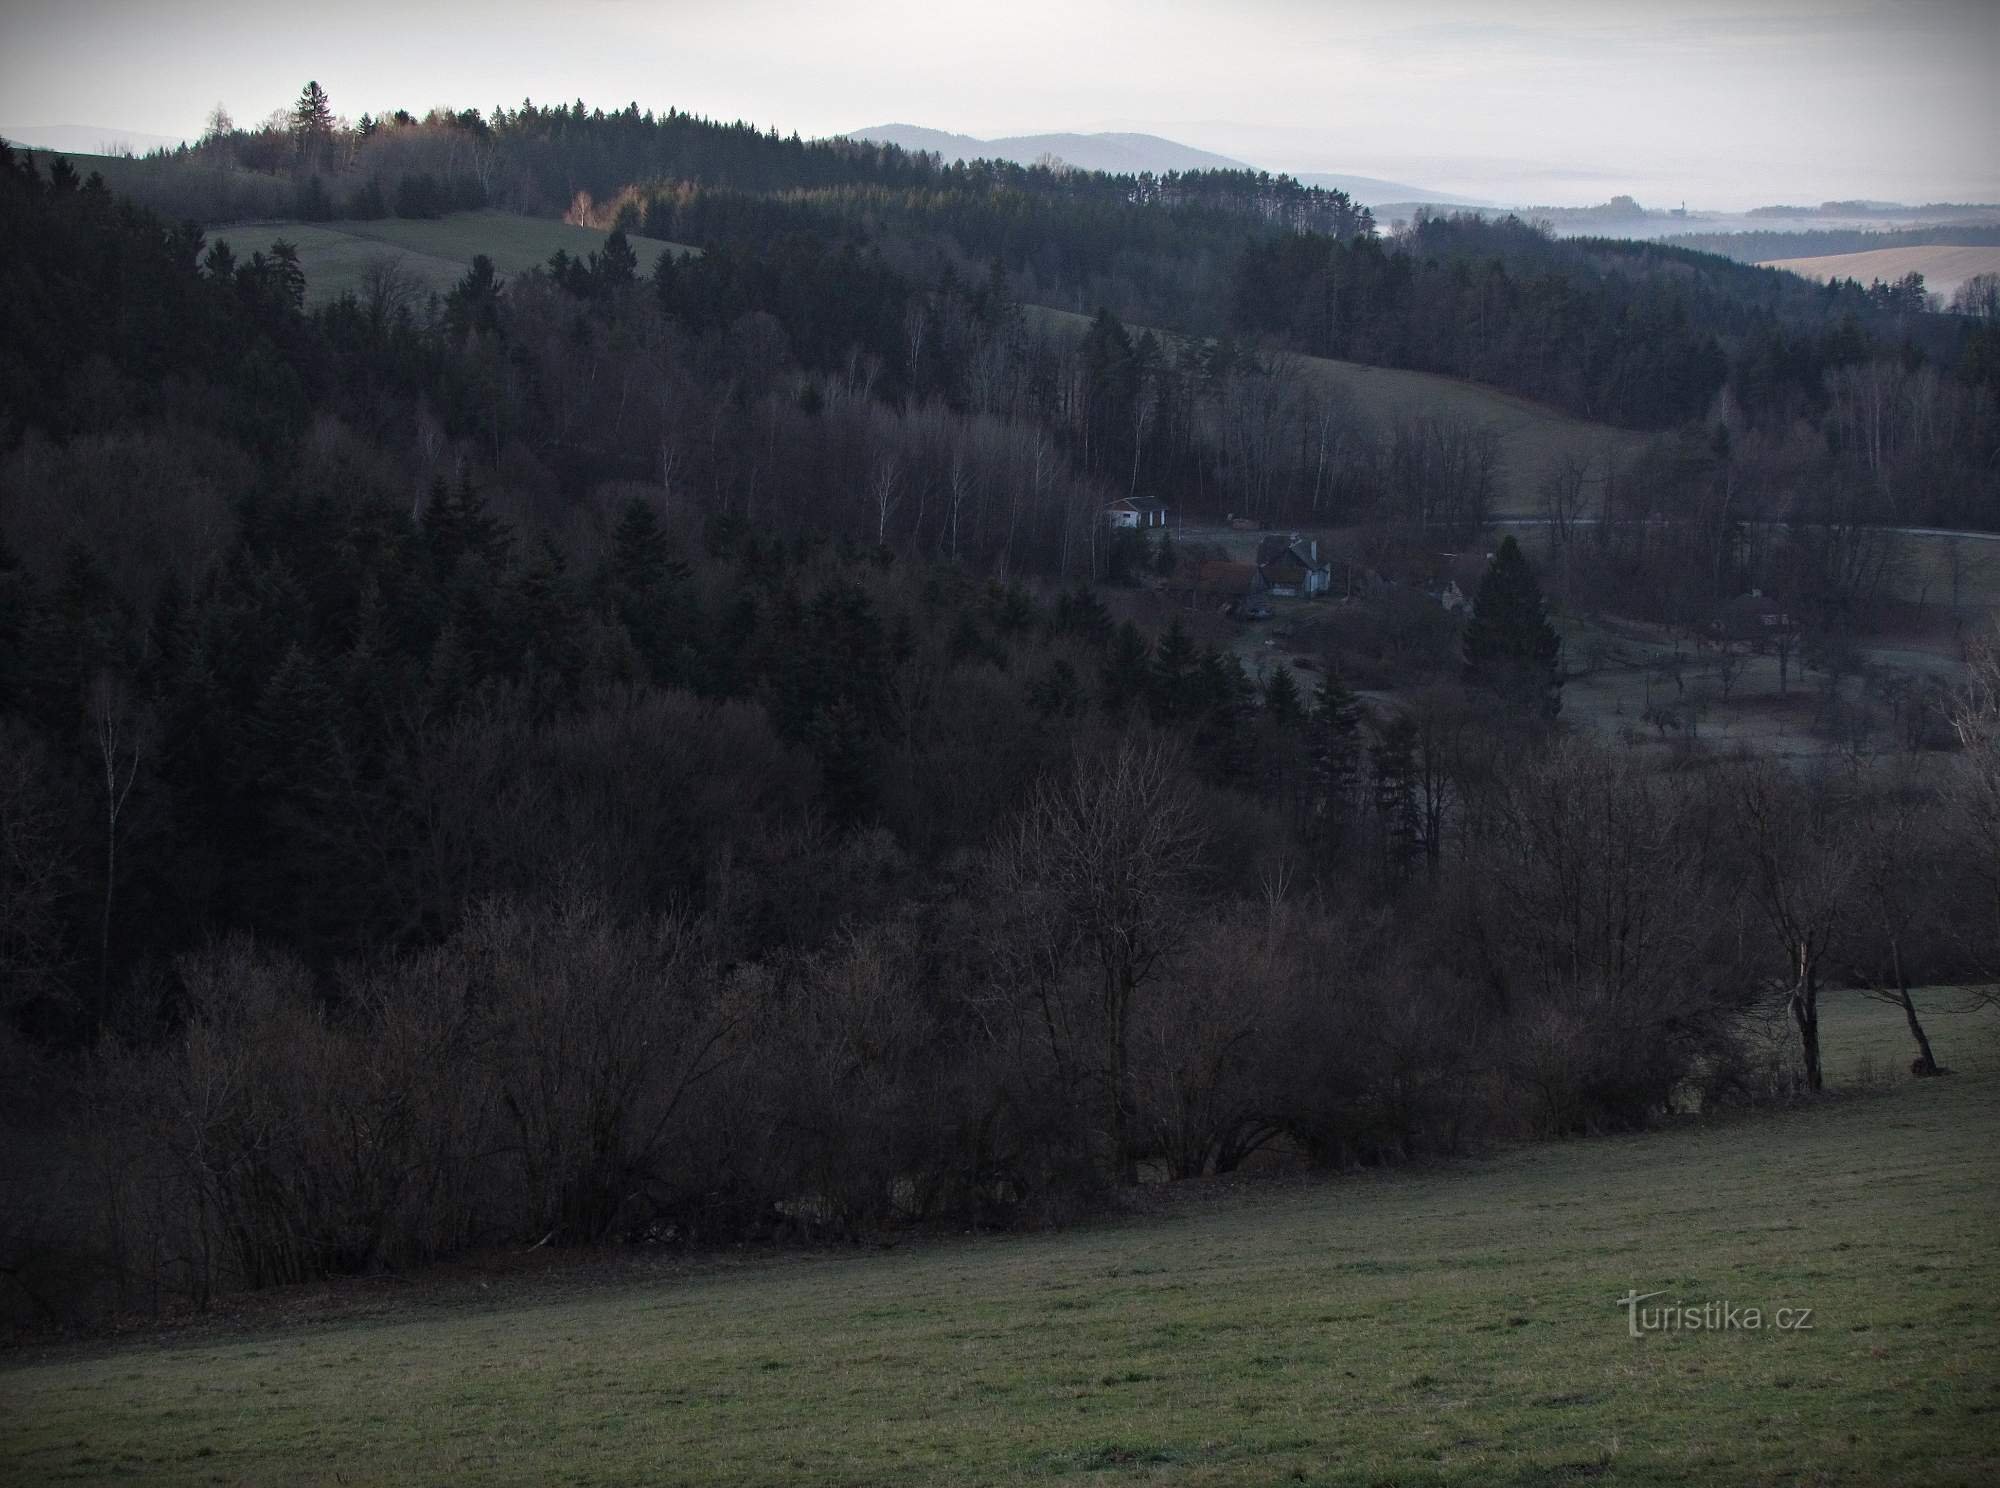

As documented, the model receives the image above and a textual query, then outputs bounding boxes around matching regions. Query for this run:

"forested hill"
[97,92,1993,440]
[1231,214,1982,428]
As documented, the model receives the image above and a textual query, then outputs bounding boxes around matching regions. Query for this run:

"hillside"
[1031,305,1649,515]
[217,211,693,307]
[1292,353,1651,515]
[1757,243,2000,300]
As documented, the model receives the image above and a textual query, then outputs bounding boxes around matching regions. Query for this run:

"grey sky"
[2,0,1993,208]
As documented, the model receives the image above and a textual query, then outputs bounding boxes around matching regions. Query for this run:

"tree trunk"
[1790,966,1823,1091]
[1109,964,1139,1186]
[1889,939,1939,1075]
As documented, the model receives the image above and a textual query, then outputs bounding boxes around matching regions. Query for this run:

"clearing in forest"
[215,210,694,306]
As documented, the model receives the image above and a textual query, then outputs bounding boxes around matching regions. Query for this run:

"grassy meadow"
[209,211,694,307]
[3,991,1994,1487]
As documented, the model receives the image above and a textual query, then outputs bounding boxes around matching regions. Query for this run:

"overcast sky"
[2,0,1993,208]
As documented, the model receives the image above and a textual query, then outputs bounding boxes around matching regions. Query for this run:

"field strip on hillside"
[218,212,694,307]
[4,992,1994,1487]
[1756,243,2000,301]
[1026,303,1650,516]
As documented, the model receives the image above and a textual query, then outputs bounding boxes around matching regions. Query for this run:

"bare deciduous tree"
[358,253,418,325]
[1732,764,1853,1091]
[88,674,145,1015]
[991,738,1205,1182]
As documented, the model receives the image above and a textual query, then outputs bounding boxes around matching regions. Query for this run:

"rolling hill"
[211,211,694,307]
[1029,306,1649,515]
[1756,243,2000,301]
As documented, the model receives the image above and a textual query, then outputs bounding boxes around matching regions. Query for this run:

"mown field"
[211,211,694,307]
[3,991,1994,1487]
[1028,305,1649,518]
[1290,356,1650,520]
[1756,244,2000,303]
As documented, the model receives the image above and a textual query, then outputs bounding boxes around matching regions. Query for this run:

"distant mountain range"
[846,124,1471,207]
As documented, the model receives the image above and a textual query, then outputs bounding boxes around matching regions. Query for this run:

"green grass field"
[3,991,1994,1486]
[210,212,693,307]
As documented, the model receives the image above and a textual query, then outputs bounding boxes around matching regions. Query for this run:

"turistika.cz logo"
[1617,1290,1815,1337]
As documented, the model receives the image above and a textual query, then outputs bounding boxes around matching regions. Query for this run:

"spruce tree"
[291,81,335,170]
[1099,620,1151,719]
[1262,665,1302,724]
[1462,535,1562,717]
[1148,616,1200,723]
[1370,714,1421,886]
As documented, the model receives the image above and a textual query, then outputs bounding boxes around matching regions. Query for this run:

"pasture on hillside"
[212,211,694,307]
[1028,306,1649,519]
[1289,355,1650,520]
[1756,244,2000,304]
[4,992,1994,1487]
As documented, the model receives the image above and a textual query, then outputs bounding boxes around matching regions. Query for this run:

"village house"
[1103,497,1169,530]
[1256,535,1332,598]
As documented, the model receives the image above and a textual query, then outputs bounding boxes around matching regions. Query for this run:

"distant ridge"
[849,124,1252,177]
[0,123,185,156]
[1293,173,1493,209]
[847,124,1464,208]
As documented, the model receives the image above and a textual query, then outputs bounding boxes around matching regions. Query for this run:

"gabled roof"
[1103,497,1168,513]
[1258,542,1328,580]
[1190,559,1261,595]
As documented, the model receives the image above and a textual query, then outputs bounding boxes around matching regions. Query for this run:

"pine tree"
[596,227,638,290]
[1306,667,1363,848]
[1262,665,1302,724]
[1100,620,1151,719]
[1193,647,1255,783]
[291,81,335,170]
[1462,535,1562,717]
[1370,714,1420,887]
[1148,616,1200,723]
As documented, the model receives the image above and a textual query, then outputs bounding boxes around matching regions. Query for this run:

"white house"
[1103,498,1169,530]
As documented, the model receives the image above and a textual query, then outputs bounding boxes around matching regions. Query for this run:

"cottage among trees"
[1103,498,1169,530]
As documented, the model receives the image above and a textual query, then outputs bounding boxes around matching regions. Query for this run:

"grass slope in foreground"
[2,992,1996,1487]
[214,211,694,308]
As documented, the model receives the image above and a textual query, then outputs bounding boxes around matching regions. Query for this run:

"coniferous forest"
[3,95,2000,1326]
